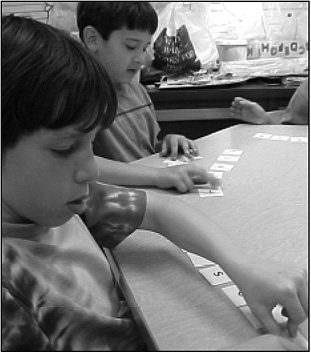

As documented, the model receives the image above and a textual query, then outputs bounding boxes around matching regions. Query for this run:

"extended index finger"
[285,279,309,337]
[190,169,221,188]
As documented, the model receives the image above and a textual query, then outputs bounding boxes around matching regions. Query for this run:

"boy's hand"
[160,134,199,160]
[154,164,221,193]
[230,97,270,124]
[230,258,308,339]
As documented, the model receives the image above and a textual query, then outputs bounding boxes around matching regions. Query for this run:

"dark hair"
[77,1,158,42]
[2,15,117,152]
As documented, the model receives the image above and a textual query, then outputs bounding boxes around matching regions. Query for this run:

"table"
[106,124,308,350]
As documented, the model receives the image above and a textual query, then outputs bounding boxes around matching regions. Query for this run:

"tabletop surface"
[109,124,309,351]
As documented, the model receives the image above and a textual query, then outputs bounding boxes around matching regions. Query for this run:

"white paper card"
[223,149,243,156]
[240,306,263,329]
[191,155,203,160]
[186,252,215,267]
[198,187,223,197]
[218,155,240,162]
[222,285,247,307]
[208,171,224,179]
[199,265,231,285]
[290,137,308,143]
[254,132,272,139]
[270,135,290,141]
[166,160,189,167]
[210,163,234,171]
[164,155,203,166]
[253,133,273,139]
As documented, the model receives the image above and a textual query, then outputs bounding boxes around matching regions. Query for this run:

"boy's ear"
[83,26,101,53]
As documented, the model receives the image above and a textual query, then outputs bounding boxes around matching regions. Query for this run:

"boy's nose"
[134,52,146,65]
[74,154,99,184]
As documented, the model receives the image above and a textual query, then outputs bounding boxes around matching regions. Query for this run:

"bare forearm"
[141,192,250,274]
[140,192,308,337]
[95,156,157,187]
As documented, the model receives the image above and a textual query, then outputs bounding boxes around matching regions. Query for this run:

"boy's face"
[2,126,99,227]
[95,27,152,84]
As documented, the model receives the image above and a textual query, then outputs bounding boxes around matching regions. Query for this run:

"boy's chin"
[119,71,139,84]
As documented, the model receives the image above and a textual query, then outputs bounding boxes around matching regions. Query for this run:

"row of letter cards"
[199,149,244,198]
[253,133,307,143]
[183,250,308,350]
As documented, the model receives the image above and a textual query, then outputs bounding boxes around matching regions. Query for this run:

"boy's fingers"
[207,174,221,187]
[252,307,283,336]
[235,97,251,104]
[281,272,308,337]
[189,169,221,187]
[283,298,308,338]
[175,179,190,193]
[183,175,195,191]
[160,143,168,157]
[287,320,298,338]
[188,142,199,156]
[169,139,179,160]
[298,271,309,314]
[190,174,208,185]
[181,140,191,157]
[232,97,245,107]
[240,101,260,111]
[182,141,198,158]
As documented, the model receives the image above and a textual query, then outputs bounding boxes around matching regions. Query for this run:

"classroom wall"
[2,2,308,43]
[2,2,53,23]
[151,2,308,41]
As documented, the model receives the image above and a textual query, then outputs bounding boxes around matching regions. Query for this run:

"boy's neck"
[2,200,34,226]
[115,81,133,93]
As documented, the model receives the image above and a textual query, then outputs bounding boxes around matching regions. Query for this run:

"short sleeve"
[81,182,147,248]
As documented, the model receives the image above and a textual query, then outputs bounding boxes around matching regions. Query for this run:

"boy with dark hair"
[2,15,307,351]
[77,1,200,162]
[74,1,221,194]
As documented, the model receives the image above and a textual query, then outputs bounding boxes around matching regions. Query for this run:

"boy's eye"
[126,44,136,50]
[51,145,76,157]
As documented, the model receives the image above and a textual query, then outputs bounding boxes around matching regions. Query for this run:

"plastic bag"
[152,2,218,73]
